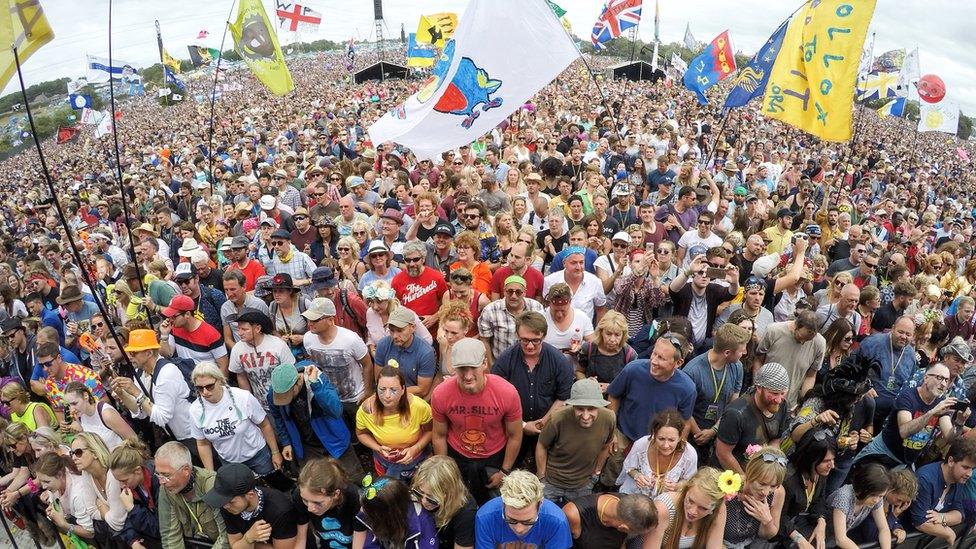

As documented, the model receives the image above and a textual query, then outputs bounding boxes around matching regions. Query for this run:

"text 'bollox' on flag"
[369,0,579,160]
[760,0,877,141]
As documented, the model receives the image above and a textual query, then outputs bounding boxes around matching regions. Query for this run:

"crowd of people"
[0,43,975,549]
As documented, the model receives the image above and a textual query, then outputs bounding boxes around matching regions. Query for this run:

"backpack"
[150,357,198,402]
[338,289,366,335]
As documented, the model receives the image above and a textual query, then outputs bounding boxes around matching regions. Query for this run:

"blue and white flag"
[877,97,906,118]
[369,0,579,160]
[68,94,92,109]
[724,19,788,109]
[164,67,187,90]
[86,55,140,83]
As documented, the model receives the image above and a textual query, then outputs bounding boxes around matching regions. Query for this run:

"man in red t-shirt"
[226,235,266,291]
[432,338,522,505]
[392,240,447,324]
[489,241,544,301]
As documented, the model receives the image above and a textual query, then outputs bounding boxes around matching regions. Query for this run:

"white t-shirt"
[303,327,369,403]
[78,403,125,451]
[541,271,607,320]
[543,308,594,350]
[229,335,295,411]
[676,231,723,268]
[188,387,267,463]
[593,254,632,278]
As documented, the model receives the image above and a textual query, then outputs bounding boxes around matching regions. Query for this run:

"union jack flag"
[591,0,643,49]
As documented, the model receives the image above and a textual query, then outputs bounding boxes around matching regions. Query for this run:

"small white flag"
[158,88,172,97]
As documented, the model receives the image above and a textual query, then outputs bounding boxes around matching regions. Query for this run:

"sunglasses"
[39,358,57,369]
[505,288,525,296]
[549,297,571,306]
[0,398,12,406]
[330,177,342,181]
[354,231,367,236]
[464,213,481,219]
[756,453,788,467]
[93,321,106,328]
[70,447,87,458]
[403,256,424,264]
[503,515,539,526]
[337,247,351,252]
[612,241,628,249]
[313,192,327,197]
[194,381,217,393]
[271,241,288,247]
[451,275,473,283]
[293,216,308,221]
[410,488,440,508]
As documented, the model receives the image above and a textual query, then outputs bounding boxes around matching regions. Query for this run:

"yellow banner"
[162,48,181,74]
[230,0,294,96]
[406,56,435,68]
[761,0,877,141]
[416,12,458,48]
[0,0,55,91]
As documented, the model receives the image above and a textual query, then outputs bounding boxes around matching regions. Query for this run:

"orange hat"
[124,329,160,353]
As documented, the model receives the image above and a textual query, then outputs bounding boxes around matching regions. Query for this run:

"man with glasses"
[173,263,227,333]
[374,307,437,400]
[288,207,317,253]
[474,470,571,547]
[676,211,723,268]
[853,362,963,472]
[458,201,501,266]
[409,158,441,187]
[668,251,739,354]
[159,294,230,376]
[225,235,266,292]
[266,228,316,293]
[155,441,228,547]
[421,221,458,276]
[35,341,107,423]
[847,251,880,289]
[273,169,303,211]
[392,240,447,327]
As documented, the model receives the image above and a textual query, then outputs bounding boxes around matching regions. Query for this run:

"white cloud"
[4,0,973,115]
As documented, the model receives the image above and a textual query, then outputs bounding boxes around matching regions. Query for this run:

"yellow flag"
[0,0,55,91]
[162,48,181,74]
[416,12,458,48]
[761,0,877,141]
[229,0,294,96]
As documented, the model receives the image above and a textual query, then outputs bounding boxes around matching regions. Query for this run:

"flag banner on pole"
[546,0,572,33]
[591,0,642,49]
[369,0,579,160]
[918,101,959,134]
[158,88,171,97]
[0,0,55,91]
[86,55,140,83]
[651,41,659,73]
[724,19,788,109]
[761,0,877,142]
[67,77,89,94]
[56,126,80,144]
[68,94,92,109]
[682,29,737,104]
[197,29,209,40]
[187,45,221,66]
[80,108,102,125]
[275,1,322,33]
[876,97,906,118]
[230,0,294,96]
[896,47,918,95]
[94,111,113,138]
[856,71,900,101]
[164,67,186,90]
[162,48,182,74]
[416,13,458,48]
[872,48,905,72]
[345,37,355,71]
[670,52,687,74]
[683,23,697,50]
[407,33,436,67]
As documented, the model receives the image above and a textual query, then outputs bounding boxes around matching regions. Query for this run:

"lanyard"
[181,496,204,535]
[710,364,728,404]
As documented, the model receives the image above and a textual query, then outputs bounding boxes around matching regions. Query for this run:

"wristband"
[500,467,511,475]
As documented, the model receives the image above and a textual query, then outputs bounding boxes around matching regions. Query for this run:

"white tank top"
[79,403,125,451]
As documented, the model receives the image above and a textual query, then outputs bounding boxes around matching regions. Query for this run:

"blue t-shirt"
[909,462,966,529]
[681,352,743,430]
[606,359,696,441]
[373,335,437,389]
[880,386,943,465]
[475,497,572,549]
[39,308,65,346]
[861,333,917,406]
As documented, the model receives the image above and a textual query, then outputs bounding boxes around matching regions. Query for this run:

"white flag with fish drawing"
[368,0,579,160]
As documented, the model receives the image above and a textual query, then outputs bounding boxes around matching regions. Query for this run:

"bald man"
[816,283,862,334]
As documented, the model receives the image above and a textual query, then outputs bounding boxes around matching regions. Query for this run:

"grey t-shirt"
[220,296,271,343]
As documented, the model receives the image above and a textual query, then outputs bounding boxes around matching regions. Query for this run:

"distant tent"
[606,61,664,82]
[354,61,409,83]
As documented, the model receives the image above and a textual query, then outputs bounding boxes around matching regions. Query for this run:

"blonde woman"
[436,300,473,375]
[722,446,787,548]
[411,456,477,549]
[363,280,433,351]
[503,167,526,200]
[70,432,127,541]
[335,235,367,288]
[2,382,57,431]
[646,466,728,549]
[493,212,519,261]
[813,271,854,309]
[577,310,635,392]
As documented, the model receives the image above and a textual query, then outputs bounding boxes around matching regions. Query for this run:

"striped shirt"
[168,323,228,364]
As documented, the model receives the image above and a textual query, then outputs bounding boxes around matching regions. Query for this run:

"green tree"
[960,115,973,141]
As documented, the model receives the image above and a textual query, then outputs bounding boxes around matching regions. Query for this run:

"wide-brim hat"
[269,273,298,292]
[236,308,274,334]
[56,286,84,305]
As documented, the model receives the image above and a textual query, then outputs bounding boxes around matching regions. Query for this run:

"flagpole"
[207,0,240,195]
[910,46,921,173]
[155,21,169,107]
[108,0,152,317]
[11,45,147,391]
[847,31,875,168]
[703,109,731,171]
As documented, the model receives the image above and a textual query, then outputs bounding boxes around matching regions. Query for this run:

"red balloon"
[918,74,946,104]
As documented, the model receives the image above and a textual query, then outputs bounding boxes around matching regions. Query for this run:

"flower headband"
[913,309,939,327]
[363,284,396,301]
[361,474,390,500]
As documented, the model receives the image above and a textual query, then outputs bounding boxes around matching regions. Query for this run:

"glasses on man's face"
[271,241,288,247]
[39,358,56,369]
[313,192,327,198]
[176,278,194,286]
[194,381,217,393]
[505,288,525,296]
[864,262,878,270]
[519,337,543,347]
[293,216,308,222]
[453,161,464,166]
[926,373,950,384]
[411,488,440,508]
[330,177,342,181]
[155,468,183,482]
[273,176,286,181]
[464,213,480,219]
[93,321,105,329]
[403,256,424,264]
[503,514,539,526]
[612,242,628,249]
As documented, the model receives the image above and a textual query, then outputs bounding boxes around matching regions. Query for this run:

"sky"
[5,0,974,116]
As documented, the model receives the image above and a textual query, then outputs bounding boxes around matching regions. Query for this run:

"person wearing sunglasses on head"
[475,470,571,549]
[722,446,788,548]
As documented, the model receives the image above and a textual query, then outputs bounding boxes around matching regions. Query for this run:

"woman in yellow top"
[355,366,432,481]
[1,382,57,431]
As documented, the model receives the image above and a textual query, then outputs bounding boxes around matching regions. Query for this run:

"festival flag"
[682,30,737,104]
[416,13,458,48]
[56,126,80,144]
[67,77,88,94]
[406,33,436,68]
[94,111,113,139]
[0,0,55,92]
[761,0,877,141]
[369,0,579,160]
[896,47,919,95]
[918,101,959,134]
[345,37,355,71]
[157,88,171,97]
[872,48,905,72]
[68,94,92,109]
[876,97,906,118]
[856,71,900,101]
[230,0,294,96]
[724,19,788,109]
[197,29,209,40]
[650,41,659,73]
[80,107,101,125]
[546,0,573,33]
[670,52,687,74]
[162,48,181,74]
[275,1,322,33]
[591,0,642,49]
[86,55,140,83]
[187,45,220,67]
[683,23,697,50]
[164,67,186,90]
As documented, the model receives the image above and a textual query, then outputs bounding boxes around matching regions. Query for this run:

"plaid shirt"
[267,247,317,285]
[477,298,544,358]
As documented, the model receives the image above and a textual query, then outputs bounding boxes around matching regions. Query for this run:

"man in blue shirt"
[908,437,976,546]
[373,307,436,400]
[475,470,572,549]
[25,292,64,345]
[607,333,696,445]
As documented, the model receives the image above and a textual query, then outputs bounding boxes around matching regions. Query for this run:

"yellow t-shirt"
[356,395,432,448]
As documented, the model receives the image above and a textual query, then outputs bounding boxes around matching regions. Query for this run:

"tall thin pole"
[207,0,239,195]
[155,20,169,108]
[108,0,151,326]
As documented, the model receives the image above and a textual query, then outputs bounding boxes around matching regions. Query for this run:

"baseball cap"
[270,363,300,406]
[230,235,250,249]
[173,262,197,281]
[451,338,486,369]
[271,228,292,241]
[202,463,257,508]
[161,295,195,317]
[301,298,336,321]
[611,231,631,243]
[386,307,415,329]
[433,222,455,237]
[777,207,793,218]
